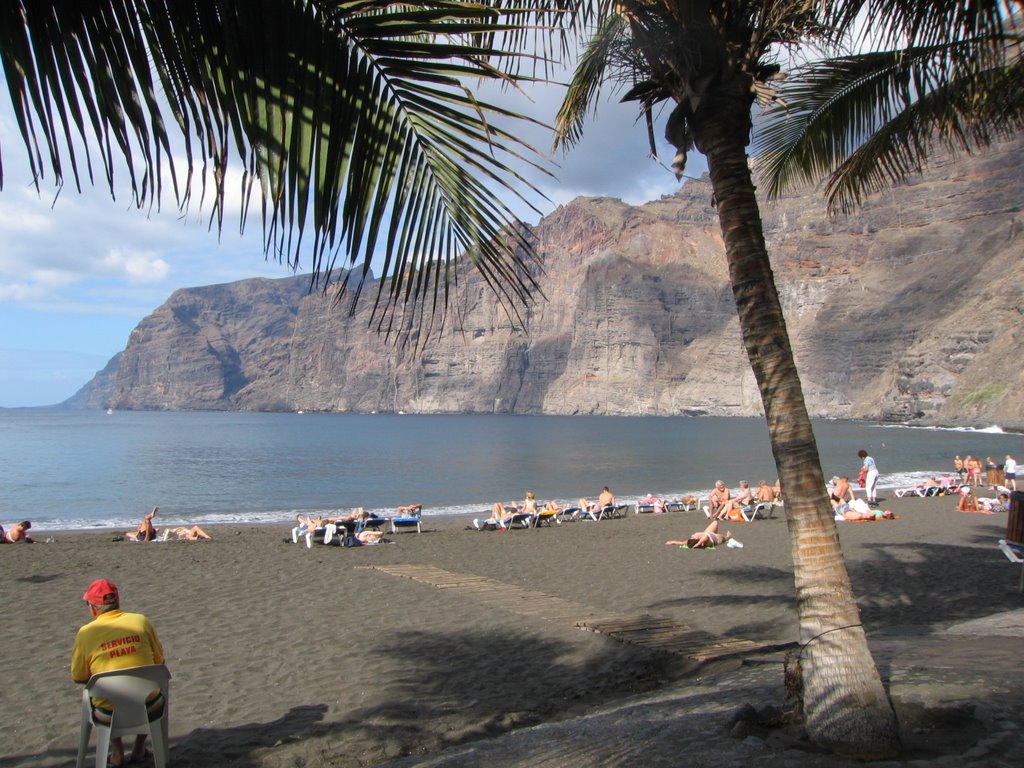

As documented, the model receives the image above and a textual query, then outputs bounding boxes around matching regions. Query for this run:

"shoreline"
[23,474,1009,534]
[12,404,1024,433]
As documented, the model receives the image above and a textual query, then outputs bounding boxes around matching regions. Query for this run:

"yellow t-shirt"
[71,610,165,708]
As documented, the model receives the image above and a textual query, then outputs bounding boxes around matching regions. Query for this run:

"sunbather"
[2,520,34,543]
[171,525,212,540]
[755,480,775,504]
[707,481,730,516]
[125,507,159,541]
[638,493,665,513]
[829,476,854,508]
[978,493,1010,513]
[956,491,981,513]
[842,506,894,521]
[666,519,733,549]
[521,491,539,515]
[474,501,518,530]
[714,481,752,520]
[397,504,422,515]
[291,513,325,543]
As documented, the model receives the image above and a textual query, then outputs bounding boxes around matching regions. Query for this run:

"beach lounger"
[595,504,626,519]
[293,524,328,548]
[390,513,422,534]
[555,506,579,524]
[574,504,613,522]
[510,512,534,529]
[740,502,774,521]
[665,499,698,513]
[532,508,561,527]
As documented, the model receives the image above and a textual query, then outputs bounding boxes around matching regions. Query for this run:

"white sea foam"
[876,423,1009,435]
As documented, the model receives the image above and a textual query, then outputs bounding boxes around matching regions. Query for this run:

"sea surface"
[1,409,1018,532]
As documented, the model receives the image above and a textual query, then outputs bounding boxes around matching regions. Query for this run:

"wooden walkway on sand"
[362,563,794,663]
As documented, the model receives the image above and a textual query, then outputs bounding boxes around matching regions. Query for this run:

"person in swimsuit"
[956,490,980,513]
[829,477,853,508]
[397,504,423,515]
[3,520,34,543]
[521,491,539,515]
[171,525,212,540]
[598,486,615,509]
[667,519,734,549]
[707,481,730,516]
[714,481,753,520]
[842,507,894,521]
[755,480,774,504]
[125,507,159,541]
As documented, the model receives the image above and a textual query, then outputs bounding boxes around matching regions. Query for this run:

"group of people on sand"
[830,468,894,520]
[124,506,212,542]
[291,504,423,545]
[706,479,779,521]
[476,487,619,530]
[953,454,1017,490]
[956,489,1011,514]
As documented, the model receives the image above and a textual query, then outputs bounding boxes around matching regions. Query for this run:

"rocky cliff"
[68,136,1024,428]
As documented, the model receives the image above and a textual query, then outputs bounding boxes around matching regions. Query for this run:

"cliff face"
[72,136,1024,427]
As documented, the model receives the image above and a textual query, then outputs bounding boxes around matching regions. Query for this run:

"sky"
[0,74,695,408]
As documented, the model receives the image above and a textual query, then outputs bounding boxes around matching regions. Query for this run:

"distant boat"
[297,410,304,415]
[106,408,113,415]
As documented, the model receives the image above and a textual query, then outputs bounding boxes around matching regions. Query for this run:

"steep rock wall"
[70,137,1024,427]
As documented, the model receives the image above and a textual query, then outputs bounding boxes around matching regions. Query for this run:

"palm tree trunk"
[696,118,901,758]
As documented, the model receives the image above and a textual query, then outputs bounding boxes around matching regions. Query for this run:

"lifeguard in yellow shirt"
[71,579,165,768]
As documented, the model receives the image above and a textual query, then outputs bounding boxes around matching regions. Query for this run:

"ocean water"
[0,409,1018,532]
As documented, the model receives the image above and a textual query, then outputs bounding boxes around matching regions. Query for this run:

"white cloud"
[101,249,172,283]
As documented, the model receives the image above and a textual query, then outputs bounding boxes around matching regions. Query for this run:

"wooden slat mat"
[363,564,789,662]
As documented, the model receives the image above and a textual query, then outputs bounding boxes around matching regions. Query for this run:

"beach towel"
[843,514,900,523]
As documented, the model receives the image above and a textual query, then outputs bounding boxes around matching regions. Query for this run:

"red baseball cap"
[83,579,119,605]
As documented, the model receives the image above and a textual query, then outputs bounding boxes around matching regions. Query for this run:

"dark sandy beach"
[2,494,1021,767]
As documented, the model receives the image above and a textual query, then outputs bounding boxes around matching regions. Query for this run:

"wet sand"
[2,494,1020,767]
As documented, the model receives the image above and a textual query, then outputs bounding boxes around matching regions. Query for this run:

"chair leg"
[93,726,112,768]
[151,718,170,768]
[75,721,91,768]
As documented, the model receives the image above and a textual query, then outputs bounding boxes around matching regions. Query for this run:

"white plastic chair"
[76,664,171,768]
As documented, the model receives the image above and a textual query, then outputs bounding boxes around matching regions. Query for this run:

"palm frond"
[825,0,1014,69]
[755,39,1024,212]
[553,11,628,150]
[0,0,566,326]
[822,57,1024,213]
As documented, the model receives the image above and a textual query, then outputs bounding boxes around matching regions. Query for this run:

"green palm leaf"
[0,0,566,323]
[756,36,1024,212]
